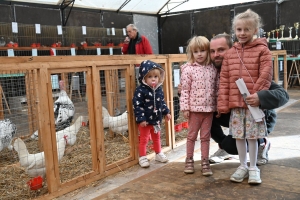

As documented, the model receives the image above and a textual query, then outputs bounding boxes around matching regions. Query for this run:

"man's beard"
[212,60,222,69]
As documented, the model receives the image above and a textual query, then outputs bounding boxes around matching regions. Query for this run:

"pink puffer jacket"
[180,62,219,112]
[217,38,273,114]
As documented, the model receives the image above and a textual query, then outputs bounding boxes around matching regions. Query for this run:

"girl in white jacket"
[180,36,218,176]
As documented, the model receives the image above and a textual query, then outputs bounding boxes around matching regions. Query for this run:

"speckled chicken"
[31,80,75,140]
[0,119,17,152]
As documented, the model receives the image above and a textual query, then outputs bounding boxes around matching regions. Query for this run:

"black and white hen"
[53,80,75,131]
[31,80,75,140]
[0,119,17,152]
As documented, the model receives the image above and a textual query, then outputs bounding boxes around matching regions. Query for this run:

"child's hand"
[177,83,182,94]
[183,111,189,119]
[165,114,171,122]
[139,121,148,127]
[216,111,221,118]
[245,93,260,107]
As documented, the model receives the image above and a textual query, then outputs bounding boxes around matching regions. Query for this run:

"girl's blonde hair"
[186,36,211,65]
[232,9,262,34]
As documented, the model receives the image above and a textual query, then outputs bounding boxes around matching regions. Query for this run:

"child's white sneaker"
[155,152,168,163]
[248,168,262,184]
[139,156,150,168]
[230,166,248,182]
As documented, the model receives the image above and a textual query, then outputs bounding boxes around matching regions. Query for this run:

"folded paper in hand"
[235,78,265,122]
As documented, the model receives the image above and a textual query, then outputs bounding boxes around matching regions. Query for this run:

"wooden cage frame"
[0,54,187,199]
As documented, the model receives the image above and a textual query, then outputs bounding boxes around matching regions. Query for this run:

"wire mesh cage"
[0,23,124,57]
[0,69,46,199]
[0,54,182,199]
[99,68,131,165]
[47,72,92,183]
[170,61,189,143]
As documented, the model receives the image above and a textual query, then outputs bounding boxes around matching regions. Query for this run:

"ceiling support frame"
[117,0,131,13]
[60,0,75,26]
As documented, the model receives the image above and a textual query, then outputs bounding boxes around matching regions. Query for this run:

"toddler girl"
[133,60,171,168]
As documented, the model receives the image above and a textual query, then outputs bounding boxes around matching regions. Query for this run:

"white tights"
[236,139,258,170]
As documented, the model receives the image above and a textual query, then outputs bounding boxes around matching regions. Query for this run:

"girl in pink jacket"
[180,36,218,176]
[218,9,272,184]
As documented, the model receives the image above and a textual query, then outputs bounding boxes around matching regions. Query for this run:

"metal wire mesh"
[0,69,44,199]
[99,68,131,165]
[170,61,189,142]
[268,41,300,56]
[0,23,125,56]
[49,72,92,183]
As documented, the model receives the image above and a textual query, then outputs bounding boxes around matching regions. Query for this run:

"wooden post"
[0,84,11,119]
[167,59,175,149]
[91,65,105,173]
[104,69,119,138]
[0,79,11,117]
[33,69,40,136]
[0,86,3,120]
[161,62,171,149]
[38,66,59,193]
[128,63,139,160]
[25,70,35,138]
[86,66,99,172]
[271,50,287,90]
[272,55,279,83]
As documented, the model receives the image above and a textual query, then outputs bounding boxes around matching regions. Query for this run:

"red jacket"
[217,38,273,114]
[122,34,153,54]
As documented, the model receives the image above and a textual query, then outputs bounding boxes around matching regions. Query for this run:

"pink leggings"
[138,125,161,156]
[186,112,213,159]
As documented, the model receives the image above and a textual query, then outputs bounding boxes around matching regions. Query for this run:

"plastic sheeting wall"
[160,13,192,54]
[194,8,231,40]
[133,14,159,54]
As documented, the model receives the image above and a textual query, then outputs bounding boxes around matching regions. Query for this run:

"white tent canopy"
[9,0,261,14]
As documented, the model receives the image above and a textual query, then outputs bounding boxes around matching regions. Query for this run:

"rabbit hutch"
[0,53,188,199]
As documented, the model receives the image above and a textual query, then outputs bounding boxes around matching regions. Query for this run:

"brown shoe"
[184,157,194,174]
[201,158,213,176]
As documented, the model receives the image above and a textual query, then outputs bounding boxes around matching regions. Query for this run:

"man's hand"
[245,93,260,107]
[124,36,130,44]
[183,111,189,119]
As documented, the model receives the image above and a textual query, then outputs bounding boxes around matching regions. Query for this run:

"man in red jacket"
[122,24,153,55]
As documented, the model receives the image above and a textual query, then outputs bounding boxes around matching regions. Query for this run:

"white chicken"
[31,80,75,140]
[13,137,66,177]
[0,119,17,152]
[31,116,86,146]
[102,106,128,135]
[102,106,110,128]
[55,115,86,145]
[0,37,5,47]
